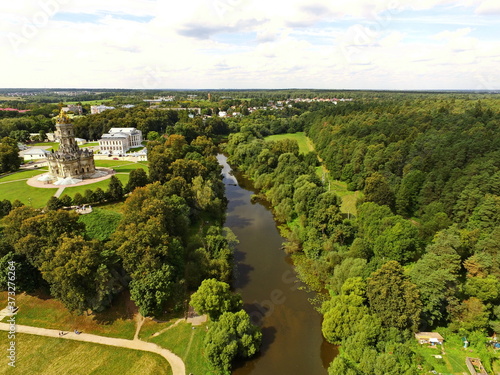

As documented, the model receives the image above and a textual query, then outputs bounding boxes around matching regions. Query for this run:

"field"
[64,99,113,105]
[32,142,59,150]
[264,132,361,215]
[0,291,136,339]
[265,132,314,154]
[146,320,212,375]
[0,168,56,207]
[78,208,122,240]
[0,332,171,375]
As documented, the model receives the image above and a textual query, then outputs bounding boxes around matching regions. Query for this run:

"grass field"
[265,132,314,155]
[78,208,122,240]
[146,321,212,375]
[0,95,24,101]
[0,160,147,207]
[264,132,361,215]
[33,142,59,150]
[0,291,136,339]
[0,168,48,182]
[0,332,171,375]
[64,99,113,105]
[0,178,57,208]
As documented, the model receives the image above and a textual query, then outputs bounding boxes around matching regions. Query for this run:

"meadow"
[0,332,171,375]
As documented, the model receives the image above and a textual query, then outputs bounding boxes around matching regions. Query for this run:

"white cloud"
[0,0,499,89]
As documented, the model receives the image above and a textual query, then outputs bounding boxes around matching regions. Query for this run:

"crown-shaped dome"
[56,109,71,124]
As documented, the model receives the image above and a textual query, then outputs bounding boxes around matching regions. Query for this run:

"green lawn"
[0,168,48,182]
[0,291,136,339]
[127,146,145,153]
[0,179,56,208]
[94,160,137,168]
[32,142,59,150]
[0,332,171,375]
[265,132,314,154]
[146,321,212,375]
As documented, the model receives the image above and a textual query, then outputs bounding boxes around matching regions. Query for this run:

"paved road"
[0,322,185,375]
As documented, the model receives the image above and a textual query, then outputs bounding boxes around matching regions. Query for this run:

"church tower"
[46,110,96,182]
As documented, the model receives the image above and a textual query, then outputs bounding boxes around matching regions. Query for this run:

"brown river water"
[217,154,337,375]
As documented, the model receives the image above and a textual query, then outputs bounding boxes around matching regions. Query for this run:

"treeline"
[225,95,500,373]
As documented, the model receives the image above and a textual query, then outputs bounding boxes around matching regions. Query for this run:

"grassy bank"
[0,291,136,339]
[0,332,171,375]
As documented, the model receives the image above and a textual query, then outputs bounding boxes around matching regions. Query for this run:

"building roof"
[415,332,444,341]
[25,148,49,155]
[101,133,128,139]
[109,128,140,134]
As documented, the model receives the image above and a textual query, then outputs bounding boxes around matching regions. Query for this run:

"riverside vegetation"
[224,93,500,374]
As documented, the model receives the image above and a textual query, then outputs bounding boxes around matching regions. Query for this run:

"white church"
[98,128,143,155]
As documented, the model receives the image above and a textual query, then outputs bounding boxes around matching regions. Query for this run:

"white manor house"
[98,128,143,155]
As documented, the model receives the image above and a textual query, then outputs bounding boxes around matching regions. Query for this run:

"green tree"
[204,310,262,373]
[84,189,95,204]
[72,192,85,206]
[106,175,124,202]
[190,278,242,321]
[125,168,148,193]
[0,199,13,217]
[46,196,63,211]
[40,236,115,314]
[59,194,72,207]
[93,187,106,203]
[0,137,21,173]
[129,264,176,317]
[367,261,422,331]
[364,172,395,210]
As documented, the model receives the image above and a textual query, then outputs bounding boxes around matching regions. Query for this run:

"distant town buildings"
[91,105,115,114]
[98,128,143,155]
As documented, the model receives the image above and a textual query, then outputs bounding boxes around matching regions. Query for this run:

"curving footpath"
[0,322,185,375]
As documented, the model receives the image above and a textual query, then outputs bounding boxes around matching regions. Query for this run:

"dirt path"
[0,322,185,375]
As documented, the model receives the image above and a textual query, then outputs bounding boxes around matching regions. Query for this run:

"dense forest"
[225,95,500,374]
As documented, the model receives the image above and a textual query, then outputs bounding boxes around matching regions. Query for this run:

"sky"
[1,0,499,90]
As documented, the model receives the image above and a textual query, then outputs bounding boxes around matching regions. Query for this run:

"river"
[217,154,337,375]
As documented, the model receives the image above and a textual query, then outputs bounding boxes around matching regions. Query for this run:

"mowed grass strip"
[0,180,56,208]
[0,291,136,339]
[265,132,314,155]
[147,321,211,375]
[0,332,171,375]
[0,168,48,182]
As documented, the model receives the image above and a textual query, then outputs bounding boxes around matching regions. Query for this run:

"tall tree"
[204,310,262,373]
[106,175,124,202]
[190,278,242,321]
[367,261,422,331]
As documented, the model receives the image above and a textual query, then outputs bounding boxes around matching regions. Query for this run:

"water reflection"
[217,154,336,375]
